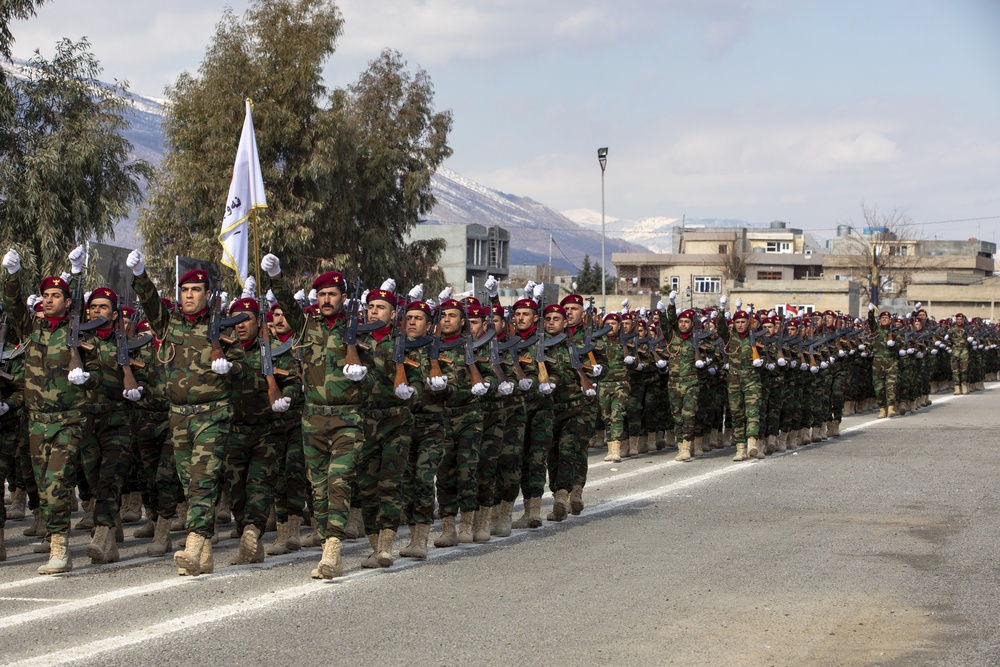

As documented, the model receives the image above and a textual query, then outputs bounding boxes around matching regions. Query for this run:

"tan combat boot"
[494,501,514,537]
[511,503,532,530]
[300,517,319,548]
[711,429,722,449]
[569,486,584,516]
[593,429,606,449]
[961,383,968,395]
[654,431,666,450]
[747,437,761,459]
[121,491,143,523]
[887,404,897,418]
[75,499,95,531]
[266,522,290,556]
[174,532,206,576]
[38,532,72,575]
[675,440,692,462]
[434,516,459,547]
[548,490,569,522]
[457,510,475,543]
[878,407,887,419]
[286,515,303,551]
[721,430,733,448]
[627,436,639,457]
[474,505,492,542]
[170,502,187,532]
[665,430,677,448]
[215,494,232,525]
[8,488,26,520]
[765,435,776,455]
[636,434,649,455]
[775,432,787,453]
[603,440,622,462]
[24,507,44,537]
[843,401,853,417]
[344,507,363,540]
[240,525,265,564]
[312,536,343,579]
[399,524,429,559]
[829,421,841,437]
[954,384,962,395]
[376,528,396,567]
[86,525,111,564]
[398,524,418,557]
[361,534,380,568]
[733,442,747,462]
[147,516,173,556]
[692,436,704,457]
[134,508,156,539]
[527,497,542,528]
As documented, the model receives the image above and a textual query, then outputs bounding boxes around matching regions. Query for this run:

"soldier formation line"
[1,245,997,578]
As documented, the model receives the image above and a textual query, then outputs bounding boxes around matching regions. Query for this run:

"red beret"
[621,312,635,321]
[229,297,259,314]
[461,296,482,307]
[732,310,750,320]
[32,301,44,312]
[467,304,489,318]
[559,294,583,308]
[491,304,505,317]
[823,309,836,316]
[264,311,274,323]
[366,288,397,307]
[677,309,696,320]
[39,275,70,295]
[603,313,620,323]
[121,306,136,318]
[312,271,345,292]
[512,298,538,312]
[178,269,210,287]
[161,297,175,312]
[954,312,965,319]
[543,304,566,318]
[439,298,464,312]
[303,304,319,315]
[878,311,892,318]
[406,300,433,317]
[137,320,152,334]
[87,287,118,308]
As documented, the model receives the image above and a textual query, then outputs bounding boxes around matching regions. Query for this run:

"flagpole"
[252,208,261,297]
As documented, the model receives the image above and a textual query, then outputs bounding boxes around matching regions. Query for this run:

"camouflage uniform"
[546,340,585,495]
[133,336,182,523]
[436,335,483,517]
[493,339,527,505]
[947,325,970,389]
[663,304,701,445]
[517,330,554,500]
[0,353,25,533]
[868,309,899,410]
[401,341,446,525]
[718,311,762,445]
[595,329,629,444]
[269,336,307,525]
[473,343,505,509]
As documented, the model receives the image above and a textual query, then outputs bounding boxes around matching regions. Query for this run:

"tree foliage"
[576,253,614,293]
[138,0,453,293]
[0,0,47,152]
[0,37,151,286]
[837,203,924,305]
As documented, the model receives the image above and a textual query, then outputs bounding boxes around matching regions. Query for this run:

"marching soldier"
[717,297,763,461]
[867,303,900,418]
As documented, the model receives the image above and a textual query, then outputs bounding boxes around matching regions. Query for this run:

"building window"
[757,271,782,280]
[693,276,721,293]
[670,276,679,292]
[765,241,792,253]
[833,274,850,281]
[718,245,728,254]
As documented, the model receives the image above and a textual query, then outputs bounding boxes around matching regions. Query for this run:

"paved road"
[2,386,999,667]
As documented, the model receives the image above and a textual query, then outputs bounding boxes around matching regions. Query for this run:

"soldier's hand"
[26,294,40,309]
[668,290,677,304]
[591,364,604,376]
[694,359,705,369]
[438,285,453,302]
[308,289,318,304]
[68,245,86,274]
[809,365,819,373]
[518,378,533,392]
[656,300,666,312]
[820,361,829,369]
[524,280,537,297]
[869,303,876,312]
[753,358,763,368]
[887,339,895,347]
[719,295,727,306]
[211,358,232,375]
[915,302,922,311]
[3,248,21,275]
[532,283,544,299]
[271,397,292,412]
[624,355,636,365]
[485,275,499,298]
[293,289,306,303]
[777,357,787,366]
[394,384,415,400]
[242,276,257,298]
[0,401,9,416]
[122,387,144,401]
[409,284,424,301]
[126,249,145,276]
[621,298,630,311]
[472,382,489,396]
[68,368,90,385]
[582,386,597,397]
[343,364,368,382]
[656,359,666,369]
[425,375,448,392]
[498,381,515,396]
[766,362,776,371]
[538,382,554,395]
[261,253,281,277]
[636,362,645,371]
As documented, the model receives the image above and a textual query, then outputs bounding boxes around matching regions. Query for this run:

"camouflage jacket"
[405,339,445,415]
[866,310,899,361]
[946,325,970,351]
[438,334,481,409]
[271,332,305,412]
[663,304,699,381]
[364,329,421,411]
[88,329,132,411]
[0,352,25,424]
[718,313,759,375]
[593,332,628,382]
[133,272,250,406]
[133,337,170,413]
[548,339,584,404]
[233,339,275,425]
[3,275,101,413]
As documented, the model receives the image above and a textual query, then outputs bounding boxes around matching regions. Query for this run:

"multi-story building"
[406,223,510,292]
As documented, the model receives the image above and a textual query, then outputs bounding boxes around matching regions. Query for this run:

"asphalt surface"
[2,385,999,667]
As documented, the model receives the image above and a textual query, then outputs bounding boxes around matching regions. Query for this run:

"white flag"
[219,99,267,288]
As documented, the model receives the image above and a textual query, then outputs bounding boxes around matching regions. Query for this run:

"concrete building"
[730,279,862,318]
[407,223,510,292]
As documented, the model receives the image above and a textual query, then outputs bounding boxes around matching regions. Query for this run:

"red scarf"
[371,325,391,342]
[43,316,67,331]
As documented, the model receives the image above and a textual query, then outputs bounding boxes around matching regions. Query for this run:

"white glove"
[656,300,665,312]
[916,352,924,359]
[656,359,666,369]
[0,402,8,416]
[968,336,975,343]
[735,298,742,310]
[887,339,895,347]
[592,364,604,376]
[361,289,370,303]
[498,381,514,396]
[809,365,819,373]
[943,334,950,341]
[426,375,448,391]
[524,280,537,297]
[294,289,306,302]
[532,283,544,299]
[538,382,554,395]
[907,347,915,355]
[915,302,922,311]
[636,363,645,371]
[68,244,86,274]
[122,387,144,401]
[2,248,21,275]
[211,358,232,374]
[719,295,727,306]
[242,275,257,298]
[668,290,677,304]
[849,349,856,355]
[472,382,489,396]
[766,362,775,371]
[838,349,846,357]
[518,378,533,391]
[858,343,866,351]
[343,364,368,382]
[438,286,453,302]
[820,361,828,369]
[898,349,906,357]
[583,386,597,397]
[308,289,318,304]
[270,396,292,412]
[707,366,717,375]
[68,368,90,385]
[409,284,424,301]
[624,355,636,365]
[869,303,876,312]
[26,294,40,309]
[261,253,281,277]
[752,358,763,368]
[694,359,705,369]
[638,306,647,318]
[485,275,499,298]
[126,249,144,276]
[380,278,396,293]
[621,299,630,311]
[394,384,415,400]
[777,357,787,367]
[931,348,938,355]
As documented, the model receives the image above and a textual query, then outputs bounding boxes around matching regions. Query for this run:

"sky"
[10,0,1000,242]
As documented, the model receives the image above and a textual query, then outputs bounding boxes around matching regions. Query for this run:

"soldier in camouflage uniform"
[262,253,370,580]
[946,313,971,395]
[595,313,629,463]
[662,290,701,461]
[867,303,900,418]
[4,246,100,574]
[718,298,764,461]
[128,250,251,576]
[0,328,25,561]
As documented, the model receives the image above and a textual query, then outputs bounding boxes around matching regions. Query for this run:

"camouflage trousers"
[436,406,482,517]
[598,380,629,443]
[358,405,413,533]
[134,410,182,521]
[475,402,506,508]
[668,374,700,443]
[79,406,133,529]
[643,379,663,434]
[520,395,554,500]
[573,397,597,491]
[548,399,585,494]
[224,421,283,536]
[0,413,22,529]
[872,358,899,409]
[29,409,87,535]
[626,379,646,437]
[302,404,363,542]
[271,415,308,522]
[727,370,762,444]
[829,364,845,422]
[951,348,969,386]
[169,400,230,539]
[811,371,831,427]
[402,412,445,525]
[494,399,527,505]
[762,373,782,438]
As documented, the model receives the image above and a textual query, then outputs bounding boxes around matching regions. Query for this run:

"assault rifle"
[208,288,248,364]
[0,313,10,402]
[392,286,409,389]
[67,279,107,373]
[481,290,507,386]
[535,289,550,385]
[257,301,283,406]
[115,302,141,394]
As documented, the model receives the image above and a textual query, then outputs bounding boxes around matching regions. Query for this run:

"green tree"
[577,254,594,292]
[138,0,452,293]
[0,37,151,285]
[1,1,47,156]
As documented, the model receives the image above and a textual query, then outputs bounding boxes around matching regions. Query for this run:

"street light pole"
[598,147,608,310]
